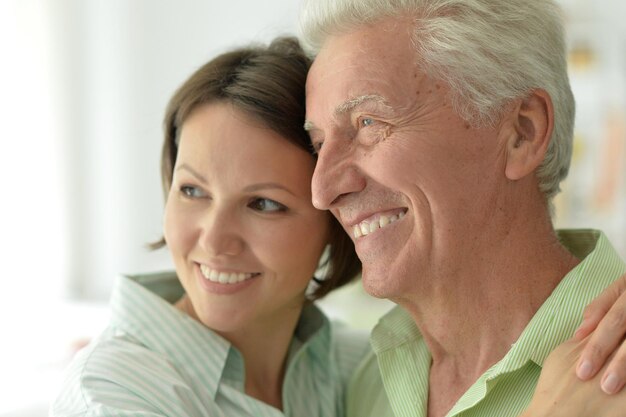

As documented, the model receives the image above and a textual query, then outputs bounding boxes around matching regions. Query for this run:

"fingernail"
[577,360,593,380]
[602,373,619,394]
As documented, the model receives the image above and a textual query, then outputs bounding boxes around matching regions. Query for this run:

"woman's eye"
[180,185,206,198]
[249,198,287,213]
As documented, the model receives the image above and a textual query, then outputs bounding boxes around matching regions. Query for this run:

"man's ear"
[504,89,554,181]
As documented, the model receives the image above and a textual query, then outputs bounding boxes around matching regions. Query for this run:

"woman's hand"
[522,336,625,417]
[574,272,626,394]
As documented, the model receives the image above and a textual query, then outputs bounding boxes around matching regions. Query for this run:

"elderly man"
[301,0,626,416]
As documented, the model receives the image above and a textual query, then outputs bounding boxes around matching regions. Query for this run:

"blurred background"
[0,0,624,415]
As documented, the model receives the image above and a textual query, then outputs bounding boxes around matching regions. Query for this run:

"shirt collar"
[110,272,231,400]
[370,304,421,354]
[294,302,332,365]
[494,229,624,373]
[109,272,331,400]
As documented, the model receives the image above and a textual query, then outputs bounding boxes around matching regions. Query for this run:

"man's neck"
[395,194,580,417]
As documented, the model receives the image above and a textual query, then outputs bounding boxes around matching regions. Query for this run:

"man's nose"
[311,138,365,210]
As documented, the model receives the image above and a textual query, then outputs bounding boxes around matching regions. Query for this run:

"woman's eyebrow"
[175,163,207,184]
[243,182,297,197]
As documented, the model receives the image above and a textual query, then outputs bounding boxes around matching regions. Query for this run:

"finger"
[574,274,626,341]
[598,338,626,394]
[576,281,626,381]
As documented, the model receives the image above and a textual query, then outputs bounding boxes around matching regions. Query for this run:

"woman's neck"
[228,306,302,410]
[176,295,303,410]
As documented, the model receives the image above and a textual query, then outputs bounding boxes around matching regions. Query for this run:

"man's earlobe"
[505,90,554,181]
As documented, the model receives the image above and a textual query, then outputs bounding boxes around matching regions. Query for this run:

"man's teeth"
[200,265,255,284]
[353,211,405,239]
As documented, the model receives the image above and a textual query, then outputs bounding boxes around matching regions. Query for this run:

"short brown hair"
[153,36,361,299]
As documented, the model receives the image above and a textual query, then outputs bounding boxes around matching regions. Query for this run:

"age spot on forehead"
[435,83,441,90]
[464,122,471,130]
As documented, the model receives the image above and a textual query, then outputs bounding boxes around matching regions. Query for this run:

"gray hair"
[299,0,575,210]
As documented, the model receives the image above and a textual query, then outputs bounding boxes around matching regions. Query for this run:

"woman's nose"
[198,209,245,257]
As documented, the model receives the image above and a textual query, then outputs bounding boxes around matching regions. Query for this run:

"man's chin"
[361,268,396,300]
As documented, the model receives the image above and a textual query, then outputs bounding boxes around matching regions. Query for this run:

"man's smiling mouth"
[352,209,407,239]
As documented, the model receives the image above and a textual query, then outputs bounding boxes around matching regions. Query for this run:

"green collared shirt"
[348,229,626,417]
[52,272,369,417]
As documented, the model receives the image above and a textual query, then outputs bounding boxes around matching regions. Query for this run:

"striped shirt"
[51,272,369,417]
[347,229,626,417]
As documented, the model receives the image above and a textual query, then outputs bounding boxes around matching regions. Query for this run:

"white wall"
[554,0,626,256]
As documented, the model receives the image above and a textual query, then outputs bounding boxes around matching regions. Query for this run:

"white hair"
[299,0,575,210]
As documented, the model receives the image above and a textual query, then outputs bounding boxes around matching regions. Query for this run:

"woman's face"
[164,102,330,334]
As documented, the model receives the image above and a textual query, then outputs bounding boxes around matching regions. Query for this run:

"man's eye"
[311,141,324,155]
[360,117,374,127]
[180,185,206,198]
[249,198,287,213]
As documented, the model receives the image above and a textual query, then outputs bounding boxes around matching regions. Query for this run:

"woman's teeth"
[353,211,405,239]
[200,265,256,284]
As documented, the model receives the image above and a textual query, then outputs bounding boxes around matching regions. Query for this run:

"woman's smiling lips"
[199,264,260,284]
[195,264,261,295]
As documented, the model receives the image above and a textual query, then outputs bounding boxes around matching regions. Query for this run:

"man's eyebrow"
[304,94,392,132]
[175,163,207,183]
[334,94,392,116]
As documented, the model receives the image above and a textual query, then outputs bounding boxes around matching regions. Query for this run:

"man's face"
[305,18,509,301]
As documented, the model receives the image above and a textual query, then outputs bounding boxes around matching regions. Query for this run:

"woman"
[52,36,626,417]
[52,37,363,417]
